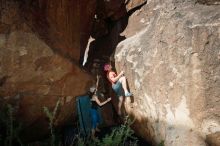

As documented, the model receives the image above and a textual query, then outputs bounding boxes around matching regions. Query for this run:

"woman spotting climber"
[89,75,111,139]
[104,63,132,116]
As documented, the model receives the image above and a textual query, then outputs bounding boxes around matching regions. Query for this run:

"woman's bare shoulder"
[108,71,115,75]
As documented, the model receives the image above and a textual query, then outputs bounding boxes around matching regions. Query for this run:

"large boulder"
[0,0,92,142]
[115,0,220,145]
[21,0,96,64]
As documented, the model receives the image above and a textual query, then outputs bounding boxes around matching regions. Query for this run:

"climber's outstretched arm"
[94,95,111,106]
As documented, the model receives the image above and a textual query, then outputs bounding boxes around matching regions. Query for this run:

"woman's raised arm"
[94,95,111,106]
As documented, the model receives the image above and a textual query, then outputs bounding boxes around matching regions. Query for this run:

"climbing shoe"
[125,92,132,97]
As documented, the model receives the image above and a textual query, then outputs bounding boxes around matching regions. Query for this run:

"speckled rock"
[126,0,147,10]
[197,0,220,5]
[115,0,220,145]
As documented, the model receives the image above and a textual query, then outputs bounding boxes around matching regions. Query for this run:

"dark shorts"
[112,81,124,97]
[90,108,101,129]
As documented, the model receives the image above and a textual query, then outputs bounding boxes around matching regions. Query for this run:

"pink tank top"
[107,71,116,84]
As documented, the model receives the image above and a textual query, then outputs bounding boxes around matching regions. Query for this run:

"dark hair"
[88,91,94,98]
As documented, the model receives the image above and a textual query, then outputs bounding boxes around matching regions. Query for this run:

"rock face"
[21,0,96,64]
[0,0,94,141]
[115,0,220,145]
[197,0,220,5]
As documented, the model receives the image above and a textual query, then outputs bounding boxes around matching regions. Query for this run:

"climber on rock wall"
[104,63,133,116]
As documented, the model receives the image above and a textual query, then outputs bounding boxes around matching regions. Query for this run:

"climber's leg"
[91,129,96,139]
[125,96,135,115]
[118,96,123,115]
[119,76,132,97]
[90,109,98,139]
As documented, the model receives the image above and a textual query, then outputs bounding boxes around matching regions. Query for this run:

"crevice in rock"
[196,0,220,5]
[0,76,9,87]
[83,0,148,73]
[127,0,148,16]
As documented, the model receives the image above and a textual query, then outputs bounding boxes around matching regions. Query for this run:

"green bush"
[74,116,138,146]
[158,140,165,146]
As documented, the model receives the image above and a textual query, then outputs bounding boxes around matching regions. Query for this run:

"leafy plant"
[0,104,23,146]
[77,116,138,146]
[43,99,61,146]
[158,140,165,146]
[98,116,137,146]
[76,135,86,146]
[4,104,13,146]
